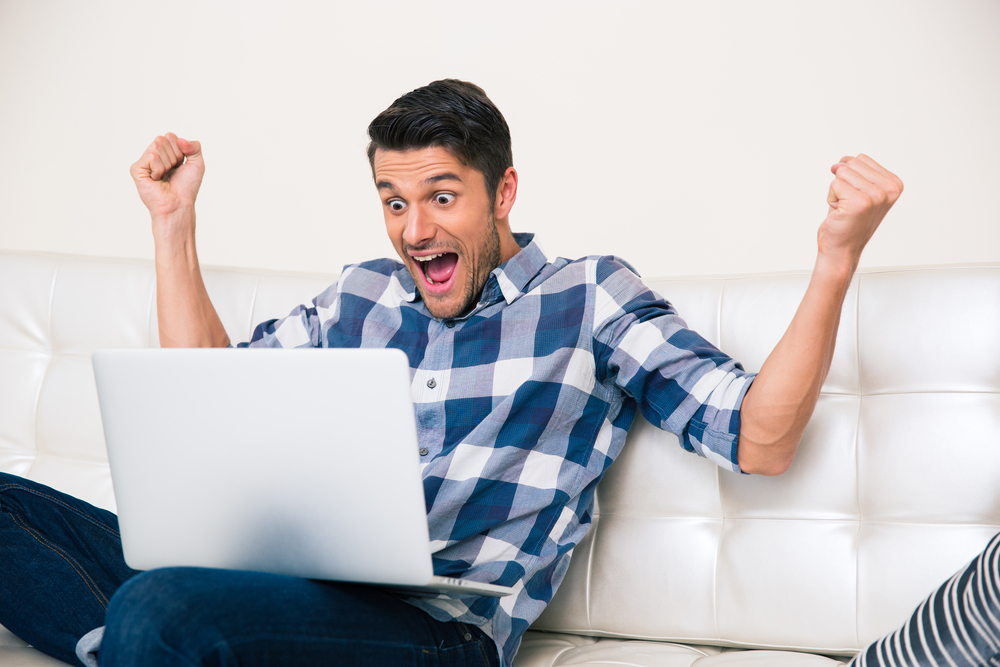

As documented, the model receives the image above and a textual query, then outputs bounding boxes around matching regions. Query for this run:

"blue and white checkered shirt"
[238,234,754,666]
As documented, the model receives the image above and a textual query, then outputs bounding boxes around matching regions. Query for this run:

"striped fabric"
[237,234,754,666]
[850,532,1000,667]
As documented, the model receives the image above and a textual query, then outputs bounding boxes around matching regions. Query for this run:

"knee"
[101,568,226,666]
[0,472,39,491]
[106,567,191,626]
[0,472,27,503]
[0,474,39,514]
[0,472,21,484]
[0,474,82,514]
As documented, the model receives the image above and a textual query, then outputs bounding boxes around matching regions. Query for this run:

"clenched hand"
[819,154,903,268]
[130,133,204,222]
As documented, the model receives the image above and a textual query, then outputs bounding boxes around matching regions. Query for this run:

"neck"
[496,219,522,264]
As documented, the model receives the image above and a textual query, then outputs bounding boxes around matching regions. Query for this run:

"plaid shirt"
[239,234,754,666]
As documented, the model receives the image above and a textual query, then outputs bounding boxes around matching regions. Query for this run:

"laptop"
[92,347,512,598]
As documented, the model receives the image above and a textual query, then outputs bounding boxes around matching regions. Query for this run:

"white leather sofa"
[2,249,998,667]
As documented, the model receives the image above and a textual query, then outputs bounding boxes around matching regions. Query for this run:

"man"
[0,79,993,667]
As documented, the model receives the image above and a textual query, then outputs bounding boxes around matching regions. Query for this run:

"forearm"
[736,154,903,475]
[153,208,230,348]
[737,253,854,475]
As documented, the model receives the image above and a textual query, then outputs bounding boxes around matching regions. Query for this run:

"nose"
[402,204,435,248]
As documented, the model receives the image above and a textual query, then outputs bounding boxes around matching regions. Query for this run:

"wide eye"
[434,193,455,205]
[387,199,407,212]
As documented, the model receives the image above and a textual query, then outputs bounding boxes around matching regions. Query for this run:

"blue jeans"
[0,473,499,667]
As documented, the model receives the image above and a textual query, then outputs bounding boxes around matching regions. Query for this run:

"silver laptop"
[92,348,511,598]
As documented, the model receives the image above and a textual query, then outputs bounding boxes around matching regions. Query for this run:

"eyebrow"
[424,172,463,186]
[375,172,464,192]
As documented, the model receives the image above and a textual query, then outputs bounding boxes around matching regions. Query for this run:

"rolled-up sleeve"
[593,257,754,473]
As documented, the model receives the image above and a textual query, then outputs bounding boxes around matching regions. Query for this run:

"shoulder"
[344,257,404,277]
[313,257,409,309]
[526,254,662,306]
[568,256,675,331]
[591,255,642,282]
[557,254,656,302]
[530,255,642,290]
[336,258,407,291]
[526,254,669,325]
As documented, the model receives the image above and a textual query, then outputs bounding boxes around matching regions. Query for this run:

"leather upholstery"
[1,250,997,666]
[0,252,335,513]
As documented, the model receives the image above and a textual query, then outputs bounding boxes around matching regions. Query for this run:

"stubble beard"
[422,211,502,321]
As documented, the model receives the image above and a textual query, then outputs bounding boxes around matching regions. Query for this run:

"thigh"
[0,472,138,665]
[101,567,498,667]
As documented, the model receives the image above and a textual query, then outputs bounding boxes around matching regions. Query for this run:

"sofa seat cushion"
[0,624,70,666]
[0,627,851,667]
[515,632,848,666]
[0,647,67,666]
[0,624,27,648]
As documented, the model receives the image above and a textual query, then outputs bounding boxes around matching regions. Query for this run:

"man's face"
[374,146,503,320]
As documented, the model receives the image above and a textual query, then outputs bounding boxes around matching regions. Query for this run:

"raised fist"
[130,133,205,220]
[819,154,903,265]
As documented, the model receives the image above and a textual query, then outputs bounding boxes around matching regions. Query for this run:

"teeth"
[413,253,441,285]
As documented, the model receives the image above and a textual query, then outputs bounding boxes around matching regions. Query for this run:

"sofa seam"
[714,279,729,642]
[541,628,861,655]
[644,263,1000,284]
[584,513,597,631]
[854,273,863,650]
[26,262,60,479]
[246,277,261,343]
[146,273,157,348]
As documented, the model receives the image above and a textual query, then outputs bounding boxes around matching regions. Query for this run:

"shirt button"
[445,320,455,328]
[426,378,437,389]
[419,447,429,456]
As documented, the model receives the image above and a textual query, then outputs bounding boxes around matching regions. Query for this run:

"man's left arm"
[737,154,903,475]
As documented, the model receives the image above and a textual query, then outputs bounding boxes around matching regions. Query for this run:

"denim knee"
[0,474,56,516]
[101,567,228,667]
[0,471,27,506]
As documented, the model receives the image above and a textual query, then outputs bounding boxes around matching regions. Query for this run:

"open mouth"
[413,252,459,289]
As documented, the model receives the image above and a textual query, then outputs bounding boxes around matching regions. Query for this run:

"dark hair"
[366,79,513,204]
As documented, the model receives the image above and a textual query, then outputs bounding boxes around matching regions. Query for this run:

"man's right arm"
[130,133,230,348]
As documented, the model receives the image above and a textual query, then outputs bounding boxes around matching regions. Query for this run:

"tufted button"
[419,447,429,456]
[426,378,437,389]
[445,320,455,328]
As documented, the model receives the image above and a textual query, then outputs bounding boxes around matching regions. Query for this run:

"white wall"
[1,0,997,280]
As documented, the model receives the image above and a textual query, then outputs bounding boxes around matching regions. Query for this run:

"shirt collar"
[392,232,548,310]
[484,233,546,305]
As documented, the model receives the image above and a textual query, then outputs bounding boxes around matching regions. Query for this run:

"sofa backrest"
[2,250,998,655]
[534,265,1000,655]
[0,251,335,511]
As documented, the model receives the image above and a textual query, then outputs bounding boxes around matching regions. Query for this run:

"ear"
[493,167,518,221]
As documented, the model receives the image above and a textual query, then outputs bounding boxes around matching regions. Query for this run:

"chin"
[420,284,479,320]
[409,268,475,321]
[422,297,465,321]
